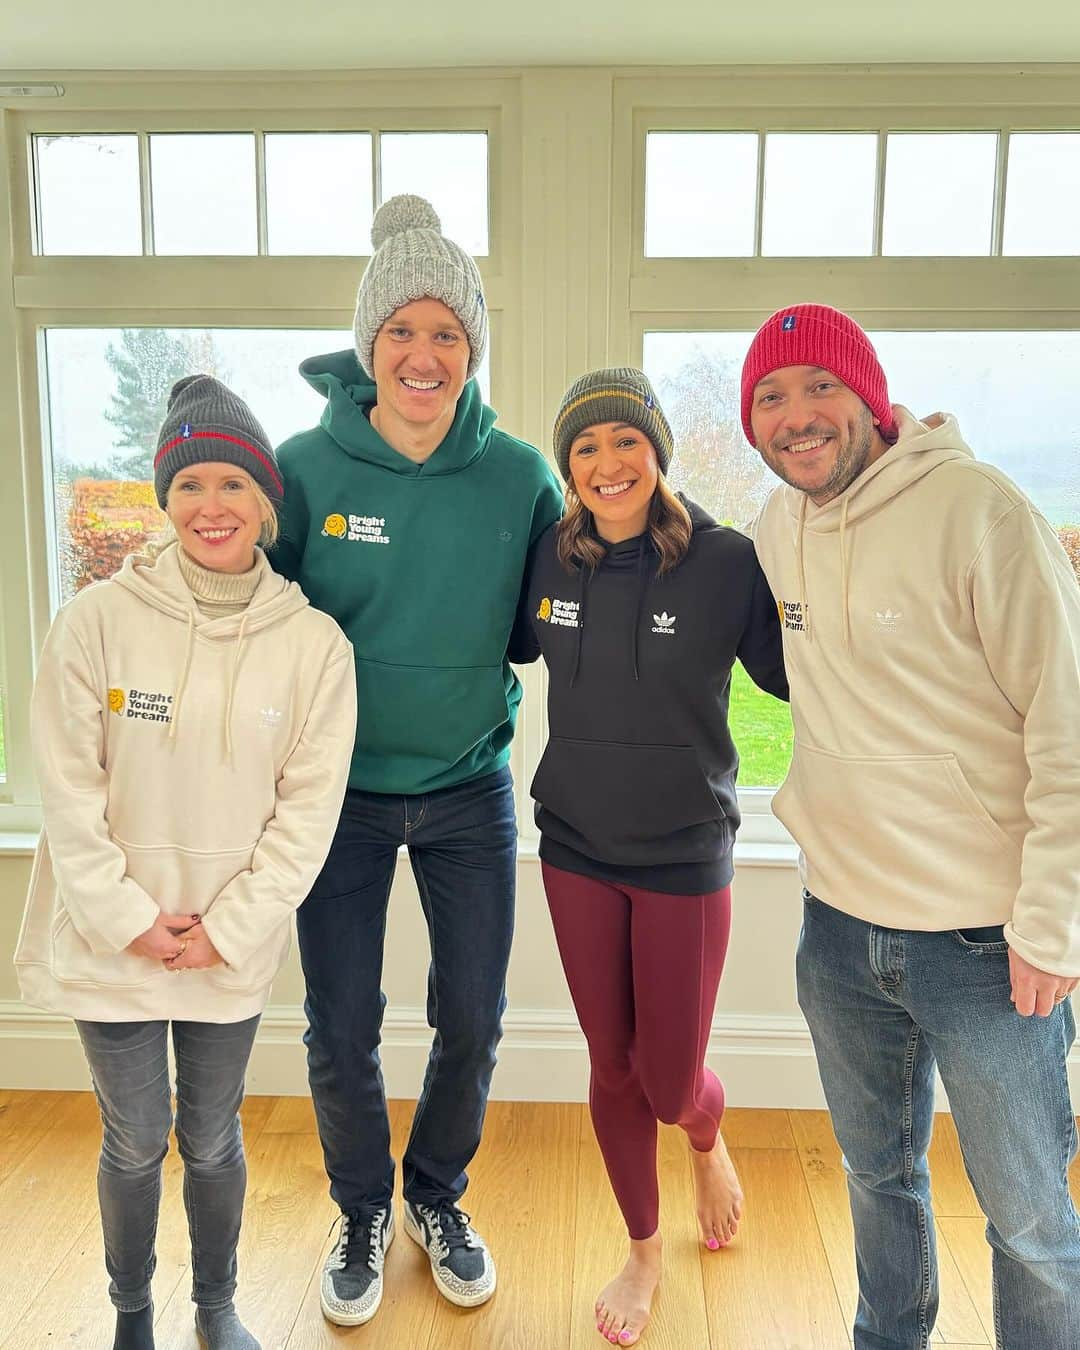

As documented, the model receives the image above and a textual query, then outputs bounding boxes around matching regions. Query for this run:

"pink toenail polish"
[620,1334,632,1344]
[707,1237,720,1250]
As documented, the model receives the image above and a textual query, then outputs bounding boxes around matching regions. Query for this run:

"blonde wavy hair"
[555,473,692,576]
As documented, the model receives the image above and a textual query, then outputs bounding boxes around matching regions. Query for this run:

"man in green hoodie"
[272,195,562,1327]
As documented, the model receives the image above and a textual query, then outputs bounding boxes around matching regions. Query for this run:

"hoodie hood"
[112,543,309,636]
[111,543,310,756]
[778,407,975,650]
[298,348,497,477]
[783,406,975,533]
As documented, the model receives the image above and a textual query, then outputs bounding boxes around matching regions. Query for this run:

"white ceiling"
[4,0,1080,71]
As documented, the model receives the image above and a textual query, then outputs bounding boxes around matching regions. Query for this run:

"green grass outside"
[729,660,793,788]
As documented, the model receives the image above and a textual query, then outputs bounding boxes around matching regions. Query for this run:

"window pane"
[645,133,757,257]
[43,328,492,606]
[266,133,374,254]
[1004,134,1080,256]
[883,133,997,256]
[762,133,876,256]
[869,331,1080,532]
[34,134,142,255]
[150,134,256,255]
[379,132,488,255]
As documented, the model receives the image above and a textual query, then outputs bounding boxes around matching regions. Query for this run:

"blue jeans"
[76,1016,260,1314]
[296,765,517,1211]
[797,892,1080,1350]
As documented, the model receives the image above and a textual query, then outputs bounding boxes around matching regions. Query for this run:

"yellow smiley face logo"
[107,688,125,714]
[323,513,347,538]
[537,597,552,622]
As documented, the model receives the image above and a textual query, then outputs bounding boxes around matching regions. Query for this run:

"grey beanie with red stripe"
[153,375,283,508]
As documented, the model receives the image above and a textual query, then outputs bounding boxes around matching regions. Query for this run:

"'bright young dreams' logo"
[323,512,391,545]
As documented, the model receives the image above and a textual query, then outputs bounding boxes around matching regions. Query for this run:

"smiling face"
[749,365,890,505]
[568,421,660,543]
[166,462,268,573]
[371,297,470,442]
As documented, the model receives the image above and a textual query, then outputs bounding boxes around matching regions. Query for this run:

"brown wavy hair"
[555,474,692,575]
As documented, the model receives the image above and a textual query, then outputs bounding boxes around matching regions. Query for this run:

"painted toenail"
[620,1334,632,1343]
[706,1237,720,1250]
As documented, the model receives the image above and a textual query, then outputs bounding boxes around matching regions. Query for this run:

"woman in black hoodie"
[514,368,787,1347]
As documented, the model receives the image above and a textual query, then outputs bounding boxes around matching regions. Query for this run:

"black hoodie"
[513,496,788,895]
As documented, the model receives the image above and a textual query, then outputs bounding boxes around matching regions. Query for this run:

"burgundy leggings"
[542,862,732,1239]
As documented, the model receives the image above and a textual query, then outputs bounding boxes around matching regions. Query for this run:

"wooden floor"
[1,1092,1077,1349]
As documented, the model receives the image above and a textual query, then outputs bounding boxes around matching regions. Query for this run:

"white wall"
[1,848,831,1104]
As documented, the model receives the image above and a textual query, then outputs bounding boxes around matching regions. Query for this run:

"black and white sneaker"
[320,1204,394,1326]
[404,1199,496,1307]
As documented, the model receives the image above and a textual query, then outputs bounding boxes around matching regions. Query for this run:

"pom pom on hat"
[370,194,442,250]
[353,193,487,381]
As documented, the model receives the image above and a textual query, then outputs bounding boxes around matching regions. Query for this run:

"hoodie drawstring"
[631,537,648,682]
[167,611,196,745]
[796,494,812,644]
[223,611,250,762]
[839,495,853,654]
[568,563,591,688]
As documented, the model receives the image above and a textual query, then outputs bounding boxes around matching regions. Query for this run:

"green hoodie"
[273,349,563,795]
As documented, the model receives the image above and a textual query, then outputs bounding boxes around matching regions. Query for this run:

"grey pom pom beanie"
[154,374,282,508]
[552,367,675,481]
[353,193,487,380]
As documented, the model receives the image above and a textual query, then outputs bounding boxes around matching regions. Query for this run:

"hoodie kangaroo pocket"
[531,736,728,865]
[50,910,163,988]
[205,921,292,995]
[773,742,1019,898]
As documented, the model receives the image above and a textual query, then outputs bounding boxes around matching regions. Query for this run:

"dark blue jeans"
[296,765,517,1212]
[76,1016,260,1314]
[797,891,1080,1350]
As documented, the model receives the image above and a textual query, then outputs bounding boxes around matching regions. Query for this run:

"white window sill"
[0,832,39,856]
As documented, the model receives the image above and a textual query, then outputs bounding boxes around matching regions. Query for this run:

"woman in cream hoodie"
[16,376,356,1350]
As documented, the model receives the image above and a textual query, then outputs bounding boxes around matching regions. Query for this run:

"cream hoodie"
[753,407,1080,976]
[15,544,357,1021]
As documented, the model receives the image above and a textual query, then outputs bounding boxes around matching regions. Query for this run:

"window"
[34,134,142,254]
[31,128,490,257]
[642,125,1080,260]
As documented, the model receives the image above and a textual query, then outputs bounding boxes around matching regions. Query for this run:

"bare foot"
[690,1129,744,1248]
[595,1233,662,1345]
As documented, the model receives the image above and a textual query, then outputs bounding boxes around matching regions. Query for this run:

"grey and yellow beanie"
[552,367,675,481]
[353,194,487,380]
[153,374,282,508]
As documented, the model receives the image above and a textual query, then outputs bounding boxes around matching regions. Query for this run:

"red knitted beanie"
[740,303,895,445]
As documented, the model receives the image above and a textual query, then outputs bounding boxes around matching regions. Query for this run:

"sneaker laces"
[420,1201,478,1261]
[328,1206,387,1273]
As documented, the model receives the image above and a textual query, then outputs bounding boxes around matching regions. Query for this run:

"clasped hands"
[127,911,223,972]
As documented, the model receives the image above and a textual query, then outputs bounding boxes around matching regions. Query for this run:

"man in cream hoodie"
[745,304,1080,1350]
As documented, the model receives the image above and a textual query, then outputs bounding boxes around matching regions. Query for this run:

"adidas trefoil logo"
[259,706,283,728]
[651,611,677,635]
[874,608,903,629]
